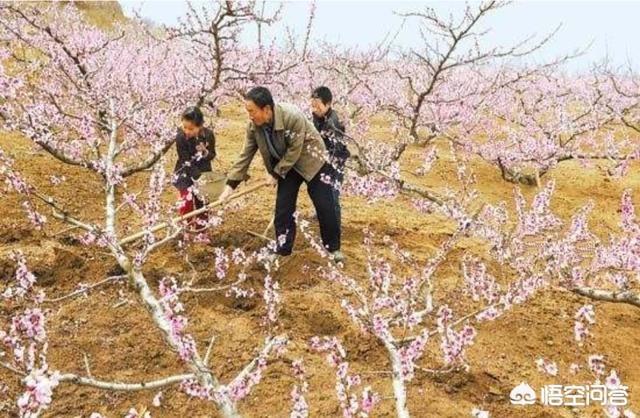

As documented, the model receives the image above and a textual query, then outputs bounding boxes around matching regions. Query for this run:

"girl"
[173,106,216,227]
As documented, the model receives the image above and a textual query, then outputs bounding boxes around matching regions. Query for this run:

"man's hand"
[265,170,277,187]
[218,185,234,202]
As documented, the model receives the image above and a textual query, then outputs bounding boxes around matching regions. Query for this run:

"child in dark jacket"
[173,106,216,225]
[311,86,350,232]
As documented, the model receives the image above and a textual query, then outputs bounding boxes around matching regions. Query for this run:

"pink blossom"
[588,354,606,376]
[158,277,196,362]
[3,251,37,300]
[462,256,500,303]
[16,367,60,418]
[152,391,163,407]
[310,336,379,418]
[471,408,490,418]
[124,408,151,418]
[290,359,309,418]
[574,304,596,344]
[263,274,281,326]
[11,309,47,343]
[535,358,558,376]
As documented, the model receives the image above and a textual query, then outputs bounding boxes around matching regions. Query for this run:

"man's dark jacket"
[312,108,350,162]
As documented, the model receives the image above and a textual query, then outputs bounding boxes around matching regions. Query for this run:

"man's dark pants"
[331,157,346,233]
[274,163,340,256]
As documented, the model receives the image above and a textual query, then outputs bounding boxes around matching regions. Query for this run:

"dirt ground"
[0,99,639,418]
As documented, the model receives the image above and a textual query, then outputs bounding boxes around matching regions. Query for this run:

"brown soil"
[1,103,639,418]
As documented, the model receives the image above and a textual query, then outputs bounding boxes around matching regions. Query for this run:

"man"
[311,86,350,232]
[218,86,344,263]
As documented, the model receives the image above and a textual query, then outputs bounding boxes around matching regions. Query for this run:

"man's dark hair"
[312,86,332,105]
[245,86,274,110]
[181,106,204,126]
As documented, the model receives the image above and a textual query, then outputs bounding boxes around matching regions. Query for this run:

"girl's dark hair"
[181,106,204,126]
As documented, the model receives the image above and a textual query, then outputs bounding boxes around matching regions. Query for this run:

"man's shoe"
[330,250,345,264]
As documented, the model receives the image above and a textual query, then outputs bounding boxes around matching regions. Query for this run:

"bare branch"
[572,287,640,308]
